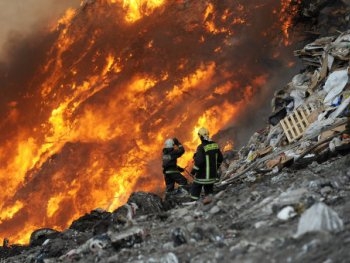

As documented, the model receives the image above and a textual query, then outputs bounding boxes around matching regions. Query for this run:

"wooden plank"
[280,120,293,142]
[280,103,320,143]
[289,114,302,138]
[285,118,297,141]
[294,110,306,130]
[299,108,310,127]
[282,119,293,142]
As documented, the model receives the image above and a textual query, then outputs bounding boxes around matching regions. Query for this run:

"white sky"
[0,0,80,60]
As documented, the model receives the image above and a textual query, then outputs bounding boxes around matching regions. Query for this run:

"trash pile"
[2,32,350,263]
[220,30,350,185]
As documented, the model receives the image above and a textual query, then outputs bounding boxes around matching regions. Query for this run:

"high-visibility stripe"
[193,142,220,182]
[203,143,219,152]
[206,155,210,179]
[194,178,216,184]
[190,195,199,200]
[165,170,180,174]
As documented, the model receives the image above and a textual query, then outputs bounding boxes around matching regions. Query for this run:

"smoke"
[0,0,79,61]
[0,0,307,243]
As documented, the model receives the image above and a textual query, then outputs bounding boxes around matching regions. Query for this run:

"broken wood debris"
[219,30,350,186]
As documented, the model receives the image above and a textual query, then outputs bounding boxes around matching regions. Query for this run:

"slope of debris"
[0,149,349,263]
[1,37,349,263]
[1,1,350,263]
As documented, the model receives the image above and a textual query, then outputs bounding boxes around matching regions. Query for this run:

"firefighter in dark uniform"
[190,127,223,200]
[162,137,188,195]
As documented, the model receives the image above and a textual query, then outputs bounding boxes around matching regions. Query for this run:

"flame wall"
[0,0,300,244]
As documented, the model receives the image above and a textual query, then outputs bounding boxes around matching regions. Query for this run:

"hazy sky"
[0,0,80,60]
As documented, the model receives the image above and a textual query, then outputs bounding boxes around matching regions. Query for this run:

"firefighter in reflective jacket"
[190,127,223,200]
[162,137,188,195]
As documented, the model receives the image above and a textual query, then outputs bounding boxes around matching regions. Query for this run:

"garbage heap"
[220,30,350,185]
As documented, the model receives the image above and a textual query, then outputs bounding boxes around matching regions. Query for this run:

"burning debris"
[0,0,308,244]
[0,2,350,262]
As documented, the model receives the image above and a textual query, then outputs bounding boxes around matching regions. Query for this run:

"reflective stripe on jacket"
[162,145,185,174]
[192,140,223,184]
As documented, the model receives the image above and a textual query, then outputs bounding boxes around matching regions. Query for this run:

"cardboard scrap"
[319,123,347,140]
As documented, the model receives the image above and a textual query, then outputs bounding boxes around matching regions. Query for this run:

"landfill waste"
[2,2,350,263]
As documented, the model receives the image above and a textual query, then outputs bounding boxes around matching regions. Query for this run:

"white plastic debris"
[89,239,107,253]
[329,137,342,152]
[284,150,299,160]
[254,221,268,229]
[109,226,146,249]
[323,69,349,106]
[272,166,279,174]
[292,73,310,90]
[327,54,334,70]
[295,202,344,237]
[277,206,297,221]
[158,252,179,263]
[277,188,308,205]
[328,96,350,119]
[290,89,306,109]
[60,236,109,260]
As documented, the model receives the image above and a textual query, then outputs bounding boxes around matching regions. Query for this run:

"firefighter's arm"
[217,149,224,168]
[173,137,180,146]
[191,146,204,175]
[172,138,184,157]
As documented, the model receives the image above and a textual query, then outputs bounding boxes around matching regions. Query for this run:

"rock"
[70,209,110,232]
[128,192,165,215]
[171,227,189,246]
[29,228,60,247]
[109,226,147,250]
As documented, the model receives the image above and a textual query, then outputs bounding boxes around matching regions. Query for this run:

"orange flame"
[278,0,302,45]
[0,0,300,244]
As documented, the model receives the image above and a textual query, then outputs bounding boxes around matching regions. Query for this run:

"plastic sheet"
[295,202,344,237]
[323,69,349,106]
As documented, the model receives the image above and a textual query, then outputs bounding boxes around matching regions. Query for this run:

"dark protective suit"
[190,138,223,199]
[162,139,188,192]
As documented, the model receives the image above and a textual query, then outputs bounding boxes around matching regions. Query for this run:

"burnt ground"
[1,0,350,262]
[1,152,350,263]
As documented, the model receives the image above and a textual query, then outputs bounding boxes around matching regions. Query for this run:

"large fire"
[0,0,300,244]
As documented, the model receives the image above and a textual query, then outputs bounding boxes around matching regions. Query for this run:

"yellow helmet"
[198,127,209,140]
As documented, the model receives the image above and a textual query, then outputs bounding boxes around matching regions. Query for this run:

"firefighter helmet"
[198,127,210,140]
[164,138,174,148]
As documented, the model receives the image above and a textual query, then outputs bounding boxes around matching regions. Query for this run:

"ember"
[0,0,302,244]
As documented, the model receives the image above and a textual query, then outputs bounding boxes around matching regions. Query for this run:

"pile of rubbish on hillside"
[219,30,350,186]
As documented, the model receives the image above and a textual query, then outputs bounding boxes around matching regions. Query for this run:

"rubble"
[109,226,147,250]
[1,3,350,263]
[220,30,350,186]
[1,155,350,262]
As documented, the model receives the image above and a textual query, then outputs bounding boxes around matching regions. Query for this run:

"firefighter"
[162,137,188,196]
[190,127,223,201]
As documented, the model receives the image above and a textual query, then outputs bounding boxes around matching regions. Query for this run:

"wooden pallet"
[280,103,317,143]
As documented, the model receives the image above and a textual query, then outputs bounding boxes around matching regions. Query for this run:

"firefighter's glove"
[173,137,180,146]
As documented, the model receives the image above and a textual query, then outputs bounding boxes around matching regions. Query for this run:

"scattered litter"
[295,202,344,237]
